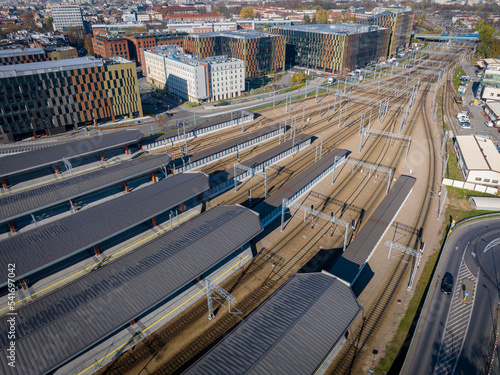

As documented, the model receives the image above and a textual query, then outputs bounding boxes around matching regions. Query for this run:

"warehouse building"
[144,45,244,102]
[0,56,142,141]
[360,10,414,57]
[455,135,500,186]
[184,30,286,78]
[271,24,390,74]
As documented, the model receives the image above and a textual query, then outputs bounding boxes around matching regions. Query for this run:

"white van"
[328,77,336,84]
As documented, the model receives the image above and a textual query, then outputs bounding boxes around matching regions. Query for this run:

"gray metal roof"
[0,47,45,57]
[241,134,313,169]
[0,153,172,223]
[157,111,251,143]
[0,56,105,78]
[0,205,263,375]
[0,130,143,178]
[255,148,350,219]
[0,171,209,287]
[179,124,280,166]
[185,272,361,375]
[327,175,416,285]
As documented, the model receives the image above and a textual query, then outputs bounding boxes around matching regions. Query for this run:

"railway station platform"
[325,175,416,286]
[172,124,285,173]
[207,133,314,197]
[184,272,360,375]
[143,111,254,151]
[0,153,172,233]
[0,129,143,188]
[0,205,262,375]
[0,172,209,290]
[256,148,350,227]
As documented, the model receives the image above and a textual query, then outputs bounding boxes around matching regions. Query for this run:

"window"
[484,179,491,183]
[493,180,499,184]
[475,177,482,181]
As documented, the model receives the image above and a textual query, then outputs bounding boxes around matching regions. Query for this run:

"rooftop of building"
[456,135,500,173]
[145,45,203,66]
[0,56,132,78]
[188,29,280,39]
[0,47,45,57]
[204,55,242,64]
[273,23,386,35]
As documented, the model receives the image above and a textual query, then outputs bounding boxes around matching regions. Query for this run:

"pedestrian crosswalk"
[434,259,477,375]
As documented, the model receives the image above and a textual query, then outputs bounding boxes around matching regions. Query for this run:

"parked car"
[441,272,454,295]
[460,122,472,129]
[485,121,494,127]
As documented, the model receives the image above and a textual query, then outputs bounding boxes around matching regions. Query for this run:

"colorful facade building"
[0,47,77,65]
[0,56,142,141]
[271,24,391,74]
[184,30,285,78]
[360,10,414,57]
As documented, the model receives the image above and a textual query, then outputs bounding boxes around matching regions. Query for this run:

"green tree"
[198,6,207,14]
[303,15,311,24]
[84,34,94,56]
[240,6,255,19]
[21,13,37,30]
[45,16,53,30]
[476,19,495,58]
[316,9,328,24]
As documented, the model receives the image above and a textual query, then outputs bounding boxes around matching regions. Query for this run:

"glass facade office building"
[184,30,285,78]
[0,57,142,141]
[360,10,414,57]
[271,24,391,74]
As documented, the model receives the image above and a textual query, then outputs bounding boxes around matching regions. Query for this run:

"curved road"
[403,216,500,375]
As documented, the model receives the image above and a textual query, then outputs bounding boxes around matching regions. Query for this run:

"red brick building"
[92,35,130,60]
[124,32,186,66]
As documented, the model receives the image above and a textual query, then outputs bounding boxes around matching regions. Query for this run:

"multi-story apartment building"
[271,24,390,74]
[144,45,245,102]
[0,56,142,141]
[205,55,244,101]
[51,5,84,32]
[166,21,238,34]
[360,10,414,57]
[184,30,285,78]
[0,47,78,65]
[92,35,131,60]
[144,45,208,102]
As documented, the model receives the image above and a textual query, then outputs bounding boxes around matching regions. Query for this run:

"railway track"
[328,52,460,375]
[98,46,457,375]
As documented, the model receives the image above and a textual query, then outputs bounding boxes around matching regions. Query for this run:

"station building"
[270,24,390,74]
[184,30,286,78]
[359,10,414,57]
[455,135,500,186]
[0,56,142,141]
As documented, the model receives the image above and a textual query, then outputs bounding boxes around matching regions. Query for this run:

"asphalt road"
[402,216,500,375]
